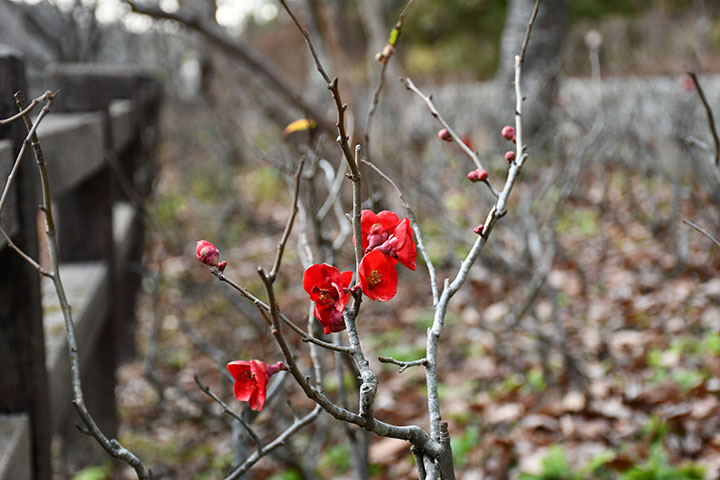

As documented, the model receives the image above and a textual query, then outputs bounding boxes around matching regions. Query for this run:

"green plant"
[621,445,705,480]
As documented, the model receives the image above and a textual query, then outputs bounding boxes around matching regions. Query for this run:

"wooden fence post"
[0,45,51,480]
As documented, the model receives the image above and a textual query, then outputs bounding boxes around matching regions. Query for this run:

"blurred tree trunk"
[496,0,569,141]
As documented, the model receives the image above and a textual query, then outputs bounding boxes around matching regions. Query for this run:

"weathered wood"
[51,66,120,455]
[42,262,109,433]
[0,44,51,480]
[0,139,19,247]
[0,414,31,480]
[35,112,105,197]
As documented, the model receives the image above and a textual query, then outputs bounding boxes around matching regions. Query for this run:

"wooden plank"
[0,414,31,480]
[110,99,135,154]
[35,112,105,197]
[0,139,19,247]
[42,262,108,433]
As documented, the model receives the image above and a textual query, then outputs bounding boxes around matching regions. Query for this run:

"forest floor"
[105,86,720,480]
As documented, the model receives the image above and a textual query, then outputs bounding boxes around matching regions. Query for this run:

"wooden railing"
[0,45,161,479]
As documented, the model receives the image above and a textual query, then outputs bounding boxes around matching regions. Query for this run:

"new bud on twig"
[196,240,220,266]
[501,125,516,142]
[438,128,452,142]
[467,169,488,183]
[505,151,516,163]
[216,261,227,272]
[473,224,485,235]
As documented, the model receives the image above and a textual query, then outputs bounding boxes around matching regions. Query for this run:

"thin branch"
[402,77,500,198]
[0,91,55,221]
[364,0,416,155]
[123,0,334,135]
[194,375,261,450]
[378,356,427,373]
[0,89,54,125]
[225,405,322,479]
[518,0,541,66]
[689,72,720,166]
[209,269,351,354]
[279,0,331,84]
[0,226,52,277]
[14,91,152,478]
[269,156,306,281]
[360,158,438,304]
[683,219,720,248]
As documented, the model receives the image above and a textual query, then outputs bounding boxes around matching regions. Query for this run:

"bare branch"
[269,156,306,281]
[378,356,427,373]
[0,227,52,277]
[402,77,500,198]
[194,375,261,450]
[683,219,720,248]
[689,72,720,166]
[14,91,152,478]
[360,158,438,304]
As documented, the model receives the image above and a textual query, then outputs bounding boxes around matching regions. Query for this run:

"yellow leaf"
[283,118,317,136]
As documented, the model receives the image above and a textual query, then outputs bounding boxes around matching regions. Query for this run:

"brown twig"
[360,158,439,304]
[689,72,720,166]
[402,77,500,198]
[0,226,51,276]
[378,356,427,373]
[269,156,306,281]
[14,91,152,478]
[193,375,261,450]
[0,91,55,221]
[683,219,720,248]
[123,0,334,135]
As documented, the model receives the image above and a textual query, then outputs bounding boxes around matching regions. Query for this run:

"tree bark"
[497,0,569,140]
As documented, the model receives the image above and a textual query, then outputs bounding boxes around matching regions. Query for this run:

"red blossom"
[227,360,284,411]
[303,263,353,334]
[505,150,516,163]
[360,210,399,252]
[358,249,398,301]
[196,240,220,266]
[377,217,417,271]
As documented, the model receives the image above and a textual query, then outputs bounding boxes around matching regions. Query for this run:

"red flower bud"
[438,128,452,142]
[196,240,220,266]
[505,151,516,163]
[217,261,227,272]
[473,224,485,235]
[467,169,488,183]
[501,125,516,141]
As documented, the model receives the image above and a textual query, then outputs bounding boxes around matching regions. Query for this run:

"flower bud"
[501,125,516,141]
[467,169,488,183]
[438,128,452,142]
[196,240,220,266]
[473,224,485,235]
[505,151,516,163]
[216,261,227,272]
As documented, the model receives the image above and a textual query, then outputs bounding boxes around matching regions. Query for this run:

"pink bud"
[467,169,488,183]
[505,151,516,163]
[501,125,516,141]
[196,240,220,266]
[438,128,452,142]
[473,224,485,235]
[217,261,227,272]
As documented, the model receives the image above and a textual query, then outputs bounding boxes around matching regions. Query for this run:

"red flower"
[360,210,399,253]
[358,249,398,301]
[227,360,284,411]
[303,264,353,334]
[377,217,417,271]
[196,240,220,266]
